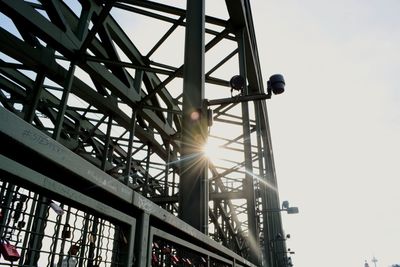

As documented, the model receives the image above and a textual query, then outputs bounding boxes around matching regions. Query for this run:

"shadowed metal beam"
[178,0,208,234]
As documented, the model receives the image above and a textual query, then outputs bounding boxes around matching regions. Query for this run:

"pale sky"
[252,1,400,266]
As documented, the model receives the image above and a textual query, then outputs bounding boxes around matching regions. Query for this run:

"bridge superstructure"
[0,1,289,266]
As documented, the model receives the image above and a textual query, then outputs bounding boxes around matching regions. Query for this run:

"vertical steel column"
[179,0,208,234]
[164,141,171,197]
[23,72,45,123]
[53,63,76,140]
[87,217,100,266]
[125,70,142,184]
[25,197,49,266]
[125,109,137,184]
[238,29,260,265]
[144,145,151,197]
[126,223,136,267]
[19,192,38,265]
[259,101,283,267]
[78,214,91,267]
[134,212,150,266]
[255,101,272,267]
[101,115,113,170]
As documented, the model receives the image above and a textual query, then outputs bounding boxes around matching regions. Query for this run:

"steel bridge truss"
[0,0,288,266]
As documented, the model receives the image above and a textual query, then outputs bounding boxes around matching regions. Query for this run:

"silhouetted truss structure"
[0,1,288,266]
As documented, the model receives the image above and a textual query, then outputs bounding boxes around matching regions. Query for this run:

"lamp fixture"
[282,200,299,214]
[264,200,299,214]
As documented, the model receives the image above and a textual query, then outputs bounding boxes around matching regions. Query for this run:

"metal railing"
[0,107,257,267]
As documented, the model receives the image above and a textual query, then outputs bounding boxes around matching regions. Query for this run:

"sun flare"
[202,138,224,163]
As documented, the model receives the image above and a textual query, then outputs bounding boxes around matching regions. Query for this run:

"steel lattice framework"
[0,0,290,266]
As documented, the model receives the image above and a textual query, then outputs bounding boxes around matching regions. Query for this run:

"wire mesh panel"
[0,178,129,267]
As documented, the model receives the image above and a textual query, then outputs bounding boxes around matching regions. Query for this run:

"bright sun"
[202,138,224,163]
[202,141,213,159]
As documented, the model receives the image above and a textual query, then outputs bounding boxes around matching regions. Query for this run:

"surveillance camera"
[230,75,245,91]
[282,200,289,209]
[268,74,285,95]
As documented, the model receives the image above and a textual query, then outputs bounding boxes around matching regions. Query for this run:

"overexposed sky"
[251,1,400,266]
